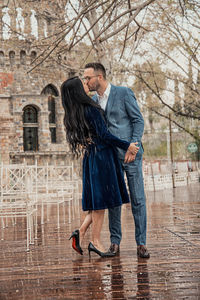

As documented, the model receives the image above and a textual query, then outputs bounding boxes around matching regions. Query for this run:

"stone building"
[0,1,79,166]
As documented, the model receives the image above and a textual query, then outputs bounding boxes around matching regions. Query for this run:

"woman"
[61,77,139,258]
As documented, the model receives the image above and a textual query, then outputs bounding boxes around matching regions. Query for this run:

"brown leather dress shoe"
[108,243,120,255]
[137,245,150,258]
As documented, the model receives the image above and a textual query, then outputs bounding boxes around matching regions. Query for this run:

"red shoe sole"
[71,237,82,255]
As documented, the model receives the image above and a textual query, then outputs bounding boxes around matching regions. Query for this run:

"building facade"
[0,1,79,166]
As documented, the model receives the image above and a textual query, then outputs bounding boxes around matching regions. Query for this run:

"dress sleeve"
[86,106,130,151]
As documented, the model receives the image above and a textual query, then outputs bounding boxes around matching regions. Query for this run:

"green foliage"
[143,137,199,160]
[143,140,167,159]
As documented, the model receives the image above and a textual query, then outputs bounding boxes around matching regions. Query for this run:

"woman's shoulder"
[85,105,100,117]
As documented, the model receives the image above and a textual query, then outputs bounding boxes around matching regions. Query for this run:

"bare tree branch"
[134,69,200,120]
[145,104,200,141]
[98,0,156,43]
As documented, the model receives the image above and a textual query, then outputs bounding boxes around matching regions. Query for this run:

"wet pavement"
[0,183,199,299]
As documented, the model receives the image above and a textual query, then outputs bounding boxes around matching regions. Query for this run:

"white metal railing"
[143,170,199,191]
[0,162,81,250]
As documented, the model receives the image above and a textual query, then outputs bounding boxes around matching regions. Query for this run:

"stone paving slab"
[0,183,199,299]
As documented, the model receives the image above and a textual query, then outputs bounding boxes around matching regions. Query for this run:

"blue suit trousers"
[108,155,147,246]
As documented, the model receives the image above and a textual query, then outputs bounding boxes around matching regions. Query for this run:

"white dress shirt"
[96,83,111,111]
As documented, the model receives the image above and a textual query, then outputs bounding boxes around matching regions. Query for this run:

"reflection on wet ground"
[0,184,199,299]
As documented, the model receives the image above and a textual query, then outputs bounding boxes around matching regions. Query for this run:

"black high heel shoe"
[69,229,83,255]
[88,242,116,258]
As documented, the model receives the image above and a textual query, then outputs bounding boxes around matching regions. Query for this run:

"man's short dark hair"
[84,62,106,79]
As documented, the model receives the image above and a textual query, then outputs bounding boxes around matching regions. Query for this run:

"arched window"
[20,50,26,65]
[23,105,39,151]
[48,96,56,143]
[41,84,58,144]
[48,96,55,123]
[0,51,4,66]
[41,84,59,97]
[30,51,37,63]
[9,51,15,66]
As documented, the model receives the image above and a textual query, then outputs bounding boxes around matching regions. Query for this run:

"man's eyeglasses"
[83,75,99,82]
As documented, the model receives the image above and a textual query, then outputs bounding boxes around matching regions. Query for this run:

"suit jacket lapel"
[105,84,116,119]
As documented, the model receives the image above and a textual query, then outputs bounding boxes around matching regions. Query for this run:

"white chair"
[0,163,38,251]
[35,164,77,226]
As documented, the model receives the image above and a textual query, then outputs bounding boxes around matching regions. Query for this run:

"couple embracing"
[61,62,149,259]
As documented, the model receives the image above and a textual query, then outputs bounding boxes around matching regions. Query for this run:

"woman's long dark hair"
[61,77,102,157]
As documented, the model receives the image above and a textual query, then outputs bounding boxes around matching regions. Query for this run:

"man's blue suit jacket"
[93,84,144,160]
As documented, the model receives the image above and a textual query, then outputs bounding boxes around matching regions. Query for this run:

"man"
[83,62,150,258]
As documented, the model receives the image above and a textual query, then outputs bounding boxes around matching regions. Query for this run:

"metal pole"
[169,113,175,188]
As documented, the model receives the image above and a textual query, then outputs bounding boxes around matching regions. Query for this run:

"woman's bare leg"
[91,210,105,252]
[79,211,92,245]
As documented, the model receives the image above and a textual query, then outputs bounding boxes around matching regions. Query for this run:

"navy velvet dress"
[82,105,130,211]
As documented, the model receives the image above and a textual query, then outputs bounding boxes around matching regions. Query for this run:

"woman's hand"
[128,142,139,155]
[124,142,139,163]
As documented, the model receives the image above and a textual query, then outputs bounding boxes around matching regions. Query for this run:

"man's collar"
[96,83,111,98]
